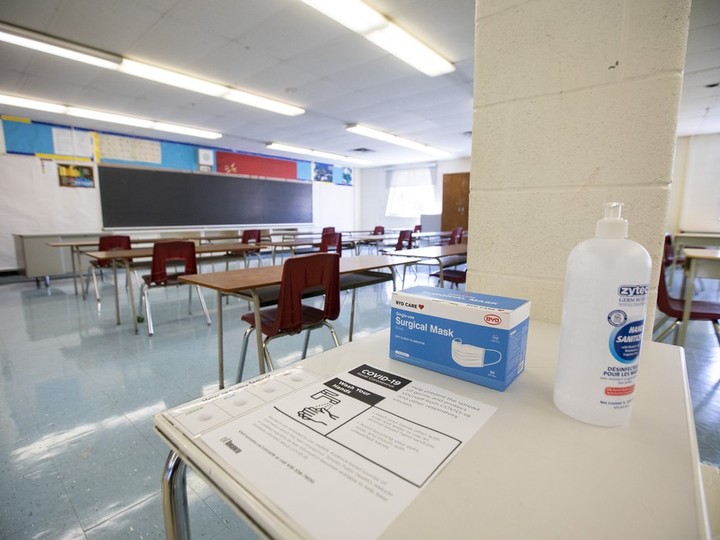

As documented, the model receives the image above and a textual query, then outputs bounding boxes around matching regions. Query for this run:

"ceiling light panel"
[0,92,222,140]
[267,142,372,165]
[346,124,450,157]
[297,0,454,77]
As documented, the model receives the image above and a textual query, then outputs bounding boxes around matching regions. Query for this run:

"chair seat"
[241,305,326,337]
[663,296,720,321]
[430,268,467,284]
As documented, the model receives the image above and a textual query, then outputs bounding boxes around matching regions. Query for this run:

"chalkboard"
[98,166,312,228]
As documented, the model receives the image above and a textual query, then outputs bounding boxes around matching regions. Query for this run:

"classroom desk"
[677,247,720,346]
[84,242,264,334]
[387,243,467,286]
[49,235,208,299]
[179,255,419,389]
[153,322,710,540]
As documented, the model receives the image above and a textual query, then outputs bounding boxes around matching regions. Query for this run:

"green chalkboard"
[98,165,313,228]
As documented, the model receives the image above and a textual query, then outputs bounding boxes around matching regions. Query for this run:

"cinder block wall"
[468,0,691,323]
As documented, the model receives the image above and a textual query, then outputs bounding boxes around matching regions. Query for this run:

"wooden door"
[441,172,470,232]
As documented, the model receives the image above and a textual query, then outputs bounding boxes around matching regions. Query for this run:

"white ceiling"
[0,0,717,167]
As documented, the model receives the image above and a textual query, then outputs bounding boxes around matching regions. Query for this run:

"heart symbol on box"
[418,304,425,310]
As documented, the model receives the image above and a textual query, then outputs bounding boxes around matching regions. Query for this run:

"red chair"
[430,268,467,289]
[653,260,720,345]
[414,224,422,233]
[236,253,341,381]
[449,227,464,245]
[320,232,343,256]
[85,235,132,305]
[322,226,335,234]
[230,229,262,268]
[138,241,211,335]
[382,230,413,252]
[372,225,385,235]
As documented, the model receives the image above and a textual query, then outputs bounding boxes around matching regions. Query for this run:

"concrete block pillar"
[468,0,691,322]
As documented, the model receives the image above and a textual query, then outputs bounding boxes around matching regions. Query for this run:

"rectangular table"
[678,247,720,345]
[179,255,419,389]
[154,322,710,540]
[84,242,265,334]
[387,243,467,286]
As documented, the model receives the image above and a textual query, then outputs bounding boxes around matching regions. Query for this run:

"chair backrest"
[372,225,384,235]
[97,235,132,267]
[656,261,679,317]
[395,230,413,250]
[273,253,340,335]
[320,232,343,256]
[414,224,422,233]
[449,227,464,245]
[322,226,335,234]
[149,241,198,284]
[241,229,261,244]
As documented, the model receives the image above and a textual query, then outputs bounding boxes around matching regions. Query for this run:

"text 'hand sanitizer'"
[554,202,651,426]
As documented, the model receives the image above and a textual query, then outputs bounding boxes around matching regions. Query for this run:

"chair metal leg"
[236,326,254,384]
[142,285,154,336]
[323,322,340,348]
[654,319,680,343]
[301,329,312,359]
[713,320,720,346]
[195,286,211,325]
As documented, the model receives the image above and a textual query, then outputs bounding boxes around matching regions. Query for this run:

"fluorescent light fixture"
[119,59,228,97]
[0,93,222,140]
[365,23,455,77]
[267,142,372,165]
[0,24,120,70]
[298,0,386,33]
[297,0,454,77]
[224,89,305,116]
[67,107,154,128]
[346,124,451,157]
[152,122,221,139]
[0,94,67,114]
[0,23,304,116]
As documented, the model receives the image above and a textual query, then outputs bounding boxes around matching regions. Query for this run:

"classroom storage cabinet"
[13,233,101,279]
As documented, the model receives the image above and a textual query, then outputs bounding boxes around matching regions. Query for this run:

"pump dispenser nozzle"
[595,202,628,238]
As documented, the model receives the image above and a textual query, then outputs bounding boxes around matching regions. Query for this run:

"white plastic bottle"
[553,202,651,426]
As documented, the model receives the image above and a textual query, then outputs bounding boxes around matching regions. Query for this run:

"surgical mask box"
[389,286,531,391]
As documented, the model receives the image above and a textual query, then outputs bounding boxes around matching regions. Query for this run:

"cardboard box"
[389,286,531,391]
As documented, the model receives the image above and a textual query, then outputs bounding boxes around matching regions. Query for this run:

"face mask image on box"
[451,338,502,368]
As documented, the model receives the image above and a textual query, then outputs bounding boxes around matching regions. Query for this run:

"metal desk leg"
[349,289,357,342]
[125,260,139,334]
[678,259,696,346]
[251,290,265,374]
[161,451,190,540]
[113,260,121,325]
[436,257,445,288]
[217,291,224,390]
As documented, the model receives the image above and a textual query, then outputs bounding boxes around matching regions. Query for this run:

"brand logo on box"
[484,314,502,325]
[617,285,648,296]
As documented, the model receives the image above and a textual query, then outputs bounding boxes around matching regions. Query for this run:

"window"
[385,167,439,218]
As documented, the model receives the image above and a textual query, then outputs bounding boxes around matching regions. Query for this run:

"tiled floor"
[0,264,717,539]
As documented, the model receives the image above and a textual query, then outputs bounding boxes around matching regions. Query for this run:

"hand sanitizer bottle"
[554,202,652,426]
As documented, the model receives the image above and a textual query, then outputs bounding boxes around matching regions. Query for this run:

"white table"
[153,322,710,539]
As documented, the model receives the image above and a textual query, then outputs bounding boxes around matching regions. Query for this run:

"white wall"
[357,158,471,230]
[0,153,357,272]
[672,134,720,232]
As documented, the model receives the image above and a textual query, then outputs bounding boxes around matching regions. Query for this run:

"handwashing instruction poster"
[191,364,496,539]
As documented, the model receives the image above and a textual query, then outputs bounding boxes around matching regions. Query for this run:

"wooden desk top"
[386,243,467,258]
[179,255,420,294]
[85,242,265,261]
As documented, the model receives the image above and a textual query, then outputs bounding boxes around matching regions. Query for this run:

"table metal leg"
[125,260,139,334]
[217,291,224,389]
[251,290,265,374]
[161,450,190,540]
[678,259,696,346]
[113,260,121,325]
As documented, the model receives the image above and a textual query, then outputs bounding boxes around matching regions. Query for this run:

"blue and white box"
[389,286,531,391]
